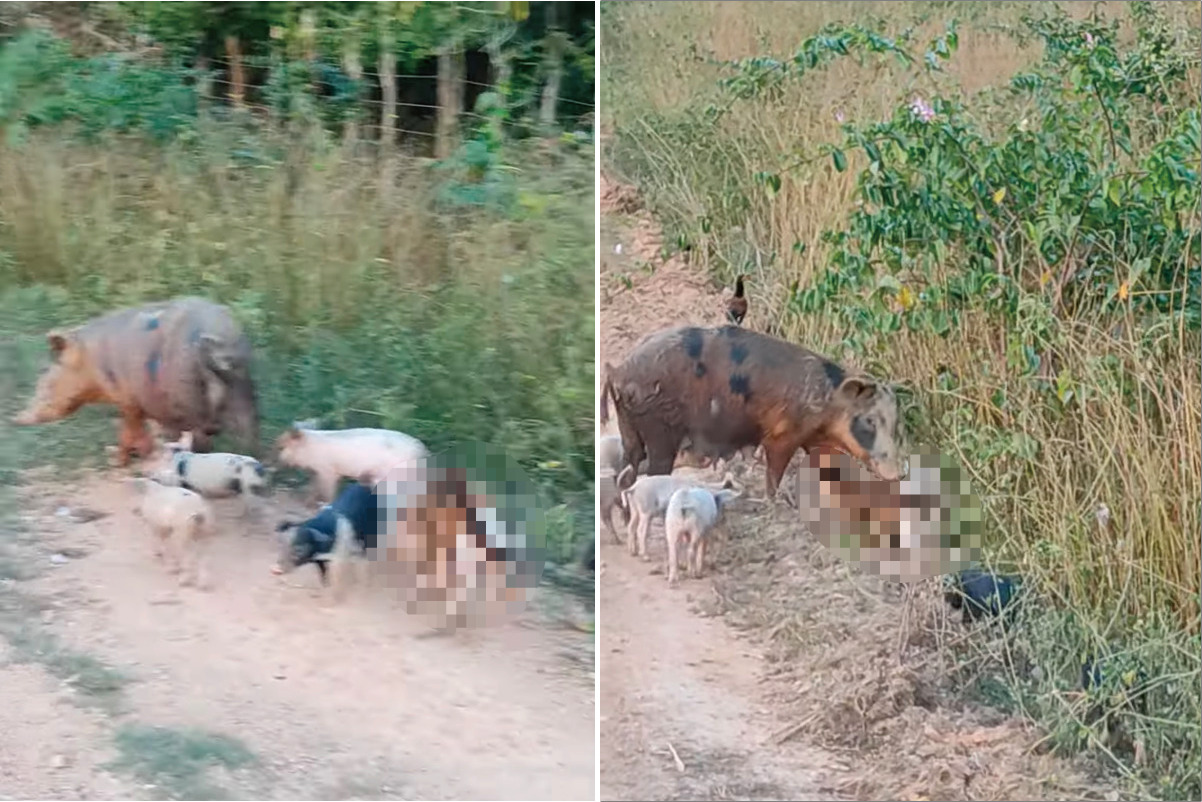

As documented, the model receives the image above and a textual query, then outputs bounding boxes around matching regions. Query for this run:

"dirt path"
[2,469,594,801]
[597,176,842,801]
[597,174,1101,802]
[600,548,845,802]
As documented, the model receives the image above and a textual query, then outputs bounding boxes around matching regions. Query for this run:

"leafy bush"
[0,30,198,144]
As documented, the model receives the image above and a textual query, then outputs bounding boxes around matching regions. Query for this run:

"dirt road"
[1,470,594,801]
[597,176,843,801]
[596,174,1100,802]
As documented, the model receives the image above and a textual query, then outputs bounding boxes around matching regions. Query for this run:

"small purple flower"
[834,109,845,124]
[1083,32,1095,48]
[909,95,935,123]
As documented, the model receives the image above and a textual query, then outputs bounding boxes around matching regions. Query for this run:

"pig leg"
[116,413,152,467]
[763,440,800,500]
[177,532,196,587]
[666,529,681,584]
[184,534,211,591]
[636,513,653,560]
[607,502,629,545]
[617,423,646,476]
[190,430,214,454]
[692,536,707,579]
[626,507,640,556]
[163,527,184,577]
[308,472,338,506]
[151,526,169,564]
[644,442,678,477]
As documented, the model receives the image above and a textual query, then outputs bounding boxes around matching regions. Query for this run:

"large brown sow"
[13,296,260,465]
[600,325,903,498]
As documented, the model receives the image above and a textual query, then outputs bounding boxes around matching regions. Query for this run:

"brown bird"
[726,274,748,326]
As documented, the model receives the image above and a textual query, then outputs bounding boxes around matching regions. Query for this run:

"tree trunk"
[298,8,319,96]
[485,38,512,143]
[436,47,465,160]
[224,35,245,110]
[342,33,363,148]
[195,54,213,109]
[539,10,565,129]
[378,29,396,149]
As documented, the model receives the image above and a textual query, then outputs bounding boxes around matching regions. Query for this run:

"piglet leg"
[666,532,681,584]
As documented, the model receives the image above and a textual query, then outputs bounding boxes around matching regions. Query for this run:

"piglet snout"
[270,564,284,575]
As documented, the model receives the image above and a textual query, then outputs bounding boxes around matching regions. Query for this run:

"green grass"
[0,611,131,711]
[107,724,257,801]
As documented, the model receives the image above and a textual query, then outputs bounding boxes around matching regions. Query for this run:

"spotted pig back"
[603,324,902,497]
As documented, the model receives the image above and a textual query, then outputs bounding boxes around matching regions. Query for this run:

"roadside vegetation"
[0,1,596,569]
[601,2,1200,798]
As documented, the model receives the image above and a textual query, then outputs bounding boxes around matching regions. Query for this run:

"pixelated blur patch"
[375,441,548,631]
[796,445,983,581]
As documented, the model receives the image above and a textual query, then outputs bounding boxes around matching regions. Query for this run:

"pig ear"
[200,334,236,374]
[46,330,71,359]
[837,376,878,403]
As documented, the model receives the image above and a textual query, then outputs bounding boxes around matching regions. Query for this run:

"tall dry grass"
[0,116,596,565]
[602,1,1201,797]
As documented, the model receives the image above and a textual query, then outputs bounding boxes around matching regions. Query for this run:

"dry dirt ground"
[0,468,595,801]
[597,174,1109,802]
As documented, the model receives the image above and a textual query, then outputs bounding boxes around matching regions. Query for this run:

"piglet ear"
[46,329,71,359]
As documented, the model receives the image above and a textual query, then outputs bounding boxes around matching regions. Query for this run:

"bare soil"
[0,468,595,801]
[597,173,1106,802]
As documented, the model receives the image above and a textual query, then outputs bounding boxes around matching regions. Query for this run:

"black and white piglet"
[272,480,384,600]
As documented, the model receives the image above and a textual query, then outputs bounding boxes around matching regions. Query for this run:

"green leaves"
[753,170,782,198]
[831,148,847,172]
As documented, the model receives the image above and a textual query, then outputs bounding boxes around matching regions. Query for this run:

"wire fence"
[188,59,594,150]
[201,55,596,109]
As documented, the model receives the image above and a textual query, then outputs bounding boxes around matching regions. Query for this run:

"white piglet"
[618,467,735,559]
[276,423,429,504]
[597,433,624,477]
[128,478,217,589]
[664,485,740,584]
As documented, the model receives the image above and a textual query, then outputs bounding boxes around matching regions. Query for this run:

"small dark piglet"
[944,568,1022,625]
[273,482,382,586]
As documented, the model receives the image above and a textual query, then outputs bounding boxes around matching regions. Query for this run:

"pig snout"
[869,457,904,482]
[12,398,57,425]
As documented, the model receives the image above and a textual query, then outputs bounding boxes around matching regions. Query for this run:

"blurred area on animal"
[796,444,984,582]
[370,441,549,631]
